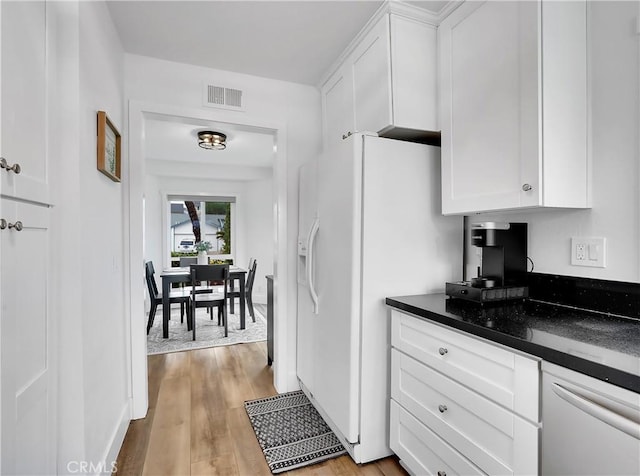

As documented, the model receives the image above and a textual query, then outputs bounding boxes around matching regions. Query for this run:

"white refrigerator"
[297,132,463,463]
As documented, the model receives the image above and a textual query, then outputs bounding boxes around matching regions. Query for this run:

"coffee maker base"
[445,281,529,304]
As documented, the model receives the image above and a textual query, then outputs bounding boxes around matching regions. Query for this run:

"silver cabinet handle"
[438,347,448,355]
[342,131,353,140]
[522,183,532,192]
[0,157,21,174]
[7,221,23,231]
[438,404,448,413]
[438,471,447,476]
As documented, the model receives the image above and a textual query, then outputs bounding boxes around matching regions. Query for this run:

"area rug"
[147,304,267,355]
[244,390,347,473]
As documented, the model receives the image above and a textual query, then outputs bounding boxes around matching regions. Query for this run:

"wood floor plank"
[113,410,155,476]
[191,454,239,476]
[190,347,235,464]
[227,406,272,476]
[213,345,257,408]
[373,456,407,476]
[116,341,408,476]
[142,375,192,476]
[230,343,277,399]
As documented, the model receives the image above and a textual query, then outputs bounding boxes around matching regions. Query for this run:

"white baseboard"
[99,401,131,476]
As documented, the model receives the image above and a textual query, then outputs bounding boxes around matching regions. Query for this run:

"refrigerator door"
[296,161,318,393]
[313,133,363,444]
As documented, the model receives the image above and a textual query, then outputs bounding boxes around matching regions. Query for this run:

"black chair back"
[246,259,257,295]
[189,264,229,298]
[145,261,159,299]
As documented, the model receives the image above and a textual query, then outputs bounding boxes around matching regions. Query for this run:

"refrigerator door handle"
[552,383,640,440]
[307,218,320,314]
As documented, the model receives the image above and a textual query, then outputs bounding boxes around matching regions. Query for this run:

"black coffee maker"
[446,222,529,304]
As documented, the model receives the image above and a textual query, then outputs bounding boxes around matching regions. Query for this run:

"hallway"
[115,343,407,475]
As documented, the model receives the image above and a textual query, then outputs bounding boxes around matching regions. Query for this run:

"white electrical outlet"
[571,237,606,267]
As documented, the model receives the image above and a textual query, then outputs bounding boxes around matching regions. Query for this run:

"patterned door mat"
[244,390,347,473]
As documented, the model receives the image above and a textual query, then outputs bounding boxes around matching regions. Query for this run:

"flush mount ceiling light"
[198,130,227,150]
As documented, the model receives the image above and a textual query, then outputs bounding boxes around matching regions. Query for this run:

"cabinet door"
[439,1,540,214]
[390,15,437,131]
[390,401,485,476]
[322,65,354,150]
[0,1,50,205]
[352,15,392,134]
[1,199,55,475]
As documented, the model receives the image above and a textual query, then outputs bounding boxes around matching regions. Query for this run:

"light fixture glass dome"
[198,130,226,150]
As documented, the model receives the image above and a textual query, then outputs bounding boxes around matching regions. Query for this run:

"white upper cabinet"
[439,1,590,215]
[321,6,438,149]
[1,0,50,205]
[323,64,354,151]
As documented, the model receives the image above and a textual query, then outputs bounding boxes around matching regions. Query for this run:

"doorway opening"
[127,102,289,419]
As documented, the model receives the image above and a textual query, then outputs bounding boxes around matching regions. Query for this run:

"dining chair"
[145,261,190,334]
[228,258,257,322]
[245,259,258,322]
[189,264,229,341]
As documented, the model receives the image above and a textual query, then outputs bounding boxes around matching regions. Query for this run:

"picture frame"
[97,110,121,182]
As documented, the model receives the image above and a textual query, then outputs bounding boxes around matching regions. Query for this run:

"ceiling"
[107,1,450,86]
[144,114,275,167]
[107,1,451,175]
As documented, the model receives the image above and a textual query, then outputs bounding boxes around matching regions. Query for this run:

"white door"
[352,14,391,134]
[0,0,50,205]
[439,1,540,214]
[1,199,54,475]
[0,1,55,473]
[321,65,354,151]
[313,134,362,443]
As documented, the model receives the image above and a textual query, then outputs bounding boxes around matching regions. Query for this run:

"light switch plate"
[571,237,606,267]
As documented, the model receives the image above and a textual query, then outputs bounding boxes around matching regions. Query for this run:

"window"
[167,195,235,260]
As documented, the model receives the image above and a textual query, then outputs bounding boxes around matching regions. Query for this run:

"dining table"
[159,265,247,338]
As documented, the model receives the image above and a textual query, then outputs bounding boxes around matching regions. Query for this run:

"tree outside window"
[170,198,233,257]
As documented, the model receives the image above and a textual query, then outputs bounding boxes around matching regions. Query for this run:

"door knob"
[7,221,23,231]
[0,157,21,174]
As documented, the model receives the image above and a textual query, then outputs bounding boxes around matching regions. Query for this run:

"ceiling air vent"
[203,83,244,111]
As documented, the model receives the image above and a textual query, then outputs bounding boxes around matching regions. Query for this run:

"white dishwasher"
[542,362,640,475]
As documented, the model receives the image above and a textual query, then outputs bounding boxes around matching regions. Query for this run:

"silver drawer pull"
[522,183,532,192]
[438,471,447,476]
[438,404,448,413]
[438,347,448,356]
[0,157,21,174]
[7,220,23,231]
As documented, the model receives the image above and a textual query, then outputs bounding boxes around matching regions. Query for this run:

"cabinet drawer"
[392,350,539,476]
[391,310,539,422]
[390,400,485,476]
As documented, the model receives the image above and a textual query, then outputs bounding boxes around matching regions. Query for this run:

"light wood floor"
[115,342,408,476]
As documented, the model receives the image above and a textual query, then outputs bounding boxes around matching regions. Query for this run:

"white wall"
[144,173,274,303]
[52,1,129,473]
[466,1,640,284]
[126,54,322,391]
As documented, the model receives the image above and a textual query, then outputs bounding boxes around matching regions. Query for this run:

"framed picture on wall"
[97,110,121,182]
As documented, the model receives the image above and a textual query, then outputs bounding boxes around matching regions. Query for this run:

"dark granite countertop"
[386,294,640,393]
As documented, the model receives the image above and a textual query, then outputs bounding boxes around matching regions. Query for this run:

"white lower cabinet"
[390,310,540,476]
[0,198,54,475]
[390,401,485,476]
